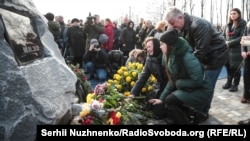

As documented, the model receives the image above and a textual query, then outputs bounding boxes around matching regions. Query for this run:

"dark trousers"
[225,62,241,85]
[243,57,250,99]
[164,94,190,124]
[148,93,187,122]
[165,94,183,106]
[73,56,83,68]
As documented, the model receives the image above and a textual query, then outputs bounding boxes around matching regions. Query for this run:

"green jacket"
[47,21,61,41]
[160,37,213,111]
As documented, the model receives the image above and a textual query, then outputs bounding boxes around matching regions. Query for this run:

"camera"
[86,12,96,25]
[93,43,99,48]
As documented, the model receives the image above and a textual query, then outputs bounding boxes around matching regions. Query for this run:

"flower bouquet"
[107,62,156,97]
[71,62,156,125]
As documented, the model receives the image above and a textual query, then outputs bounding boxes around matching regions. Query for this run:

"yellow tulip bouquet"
[107,62,156,97]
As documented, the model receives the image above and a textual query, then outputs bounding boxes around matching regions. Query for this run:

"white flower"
[91,100,103,111]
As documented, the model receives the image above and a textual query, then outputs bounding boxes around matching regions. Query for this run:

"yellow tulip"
[125,76,131,82]
[117,69,123,75]
[151,76,156,82]
[132,71,137,77]
[124,91,130,96]
[138,64,143,70]
[123,71,129,76]
[121,66,127,71]
[116,84,122,90]
[107,83,111,87]
[116,75,121,81]
[86,93,95,104]
[130,81,135,87]
[113,80,118,84]
[107,79,113,83]
[113,74,118,79]
[147,86,153,91]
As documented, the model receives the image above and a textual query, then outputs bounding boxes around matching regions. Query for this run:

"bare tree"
[173,0,176,6]
[219,0,223,26]
[201,0,206,17]
[189,0,195,15]
[226,0,230,24]
[242,0,245,20]
[247,0,250,21]
[181,0,187,12]
[210,0,214,24]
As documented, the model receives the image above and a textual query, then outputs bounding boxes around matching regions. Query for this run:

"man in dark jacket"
[67,18,86,68]
[119,21,136,57]
[164,6,229,117]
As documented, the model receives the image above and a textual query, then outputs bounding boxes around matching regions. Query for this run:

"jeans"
[243,57,250,99]
[202,67,223,114]
[84,62,107,81]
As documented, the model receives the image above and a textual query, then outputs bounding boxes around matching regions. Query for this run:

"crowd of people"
[44,6,250,125]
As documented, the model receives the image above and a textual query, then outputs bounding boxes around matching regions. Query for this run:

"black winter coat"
[67,26,86,57]
[181,13,229,70]
[131,54,168,96]
[83,48,109,68]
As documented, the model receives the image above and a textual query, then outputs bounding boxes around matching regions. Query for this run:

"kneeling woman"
[149,29,213,124]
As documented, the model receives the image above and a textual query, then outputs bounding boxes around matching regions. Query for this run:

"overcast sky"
[32,0,146,22]
[32,0,243,25]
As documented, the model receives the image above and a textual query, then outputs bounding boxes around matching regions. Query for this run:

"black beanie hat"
[71,18,80,23]
[160,29,179,45]
[45,12,54,21]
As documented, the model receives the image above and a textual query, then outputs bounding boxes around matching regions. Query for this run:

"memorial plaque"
[0,8,44,65]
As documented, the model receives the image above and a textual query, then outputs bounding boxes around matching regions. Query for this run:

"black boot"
[180,105,208,125]
[222,82,232,89]
[166,106,190,125]
[229,85,238,92]
[223,75,232,89]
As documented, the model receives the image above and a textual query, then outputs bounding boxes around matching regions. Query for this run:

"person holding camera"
[83,39,110,82]
[82,14,104,54]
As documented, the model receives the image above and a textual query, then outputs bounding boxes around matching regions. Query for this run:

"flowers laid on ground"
[68,64,91,103]
[71,83,153,125]
[107,62,156,97]
[71,62,157,125]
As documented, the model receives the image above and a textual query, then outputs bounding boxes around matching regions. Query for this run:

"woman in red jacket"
[102,18,114,52]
